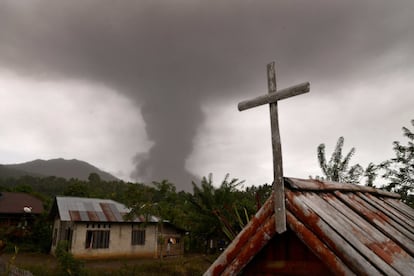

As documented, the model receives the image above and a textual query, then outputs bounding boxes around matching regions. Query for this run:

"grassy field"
[1,252,215,276]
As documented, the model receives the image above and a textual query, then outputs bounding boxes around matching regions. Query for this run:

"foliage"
[13,184,33,193]
[316,136,364,184]
[55,240,85,276]
[122,182,161,221]
[364,162,378,187]
[30,213,53,253]
[245,183,273,210]
[189,174,256,245]
[380,120,414,207]
[63,181,90,197]
[4,217,52,254]
[314,120,414,209]
[88,173,101,184]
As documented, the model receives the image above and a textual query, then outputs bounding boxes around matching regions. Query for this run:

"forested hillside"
[0,158,118,181]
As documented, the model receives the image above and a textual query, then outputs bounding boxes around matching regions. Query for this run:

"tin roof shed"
[205,177,414,275]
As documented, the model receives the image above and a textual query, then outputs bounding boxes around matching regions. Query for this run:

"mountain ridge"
[0,158,119,181]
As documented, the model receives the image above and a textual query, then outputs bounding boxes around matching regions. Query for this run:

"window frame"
[131,228,146,245]
[85,230,110,249]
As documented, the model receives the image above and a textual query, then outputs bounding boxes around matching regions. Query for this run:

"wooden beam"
[238,82,310,111]
[267,62,286,234]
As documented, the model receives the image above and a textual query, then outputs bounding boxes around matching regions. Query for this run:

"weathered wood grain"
[266,62,287,234]
[286,211,355,276]
[285,177,401,198]
[238,81,310,111]
[285,189,391,275]
[237,61,310,234]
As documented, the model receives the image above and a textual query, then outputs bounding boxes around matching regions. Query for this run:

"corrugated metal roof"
[205,177,414,276]
[55,196,159,223]
[0,192,44,214]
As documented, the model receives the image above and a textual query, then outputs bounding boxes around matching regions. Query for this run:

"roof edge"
[285,177,400,199]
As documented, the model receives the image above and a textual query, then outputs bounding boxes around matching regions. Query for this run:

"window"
[85,230,110,249]
[131,229,145,245]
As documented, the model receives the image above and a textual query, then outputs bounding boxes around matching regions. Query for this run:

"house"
[0,192,44,236]
[49,196,185,259]
[205,177,414,275]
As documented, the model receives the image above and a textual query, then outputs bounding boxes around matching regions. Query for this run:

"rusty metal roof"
[205,177,414,276]
[54,196,159,223]
[0,192,44,214]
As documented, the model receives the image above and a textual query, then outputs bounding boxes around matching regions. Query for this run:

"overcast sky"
[0,1,413,191]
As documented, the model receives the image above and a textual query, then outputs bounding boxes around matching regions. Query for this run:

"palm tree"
[189,174,252,243]
[317,136,363,184]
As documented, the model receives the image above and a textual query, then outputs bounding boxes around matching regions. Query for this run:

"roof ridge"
[285,177,400,199]
[56,195,119,203]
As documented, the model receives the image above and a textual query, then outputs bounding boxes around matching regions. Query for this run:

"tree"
[189,173,254,249]
[88,172,101,184]
[245,183,273,211]
[381,120,414,207]
[55,240,85,276]
[122,182,157,221]
[63,181,90,197]
[364,162,378,187]
[126,179,184,226]
[122,180,181,259]
[316,136,364,184]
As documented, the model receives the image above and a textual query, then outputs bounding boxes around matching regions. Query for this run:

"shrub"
[55,241,84,276]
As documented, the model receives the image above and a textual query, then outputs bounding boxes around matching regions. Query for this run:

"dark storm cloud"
[1,0,413,190]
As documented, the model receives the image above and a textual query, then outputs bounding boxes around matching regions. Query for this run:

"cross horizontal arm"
[238,82,310,111]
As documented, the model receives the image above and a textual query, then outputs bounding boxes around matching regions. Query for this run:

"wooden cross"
[238,62,310,233]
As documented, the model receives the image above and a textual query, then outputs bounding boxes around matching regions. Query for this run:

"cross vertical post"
[267,62,286,233]
[238,61,310,234]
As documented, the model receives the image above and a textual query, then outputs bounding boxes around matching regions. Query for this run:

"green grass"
[5,254,215,276]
